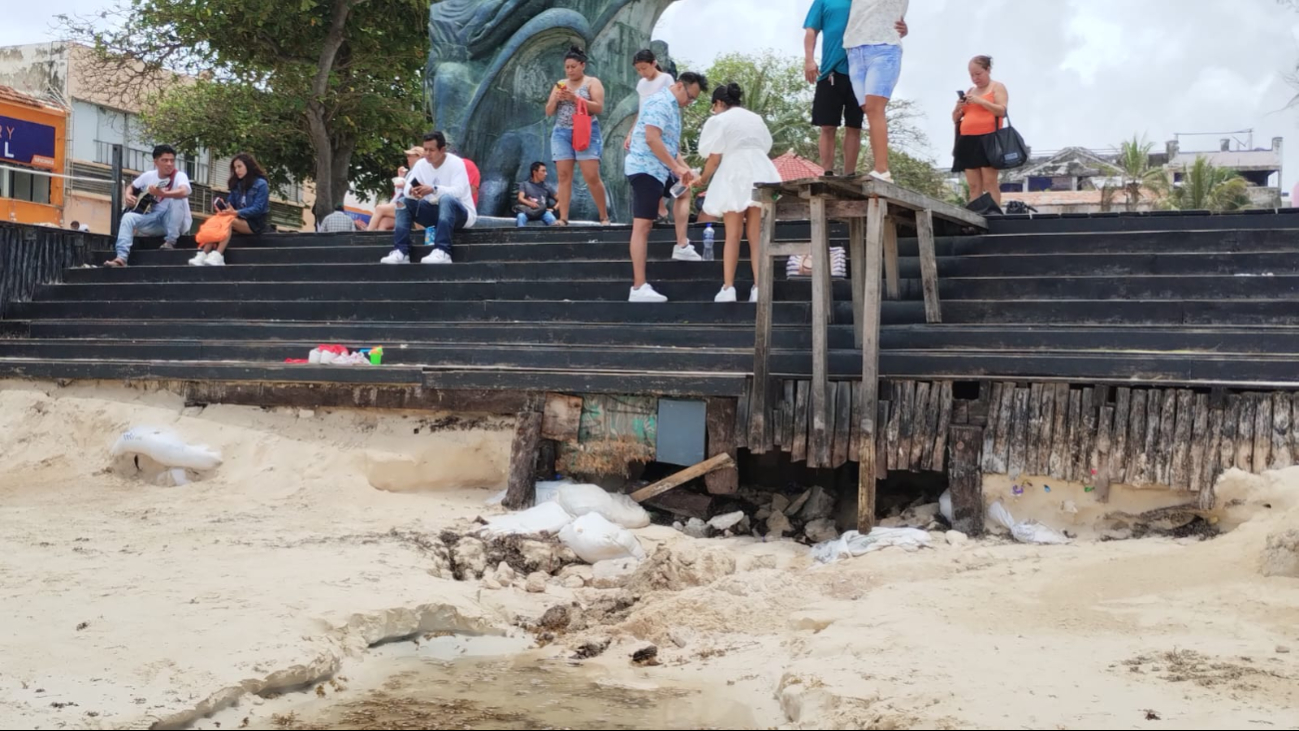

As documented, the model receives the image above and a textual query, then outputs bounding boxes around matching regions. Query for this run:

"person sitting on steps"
[191,153,269,267]
[381,130,478,265]
[367,146,424,231]
[105,144,192,267]
[515,162,559,227]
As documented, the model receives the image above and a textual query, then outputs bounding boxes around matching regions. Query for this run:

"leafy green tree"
[1108,135,1167,212]
[1163,156,1250,212]
[61,0,429,221]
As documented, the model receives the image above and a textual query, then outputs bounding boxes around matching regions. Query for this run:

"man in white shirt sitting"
[105,144,192,267]
[381,131,478,264]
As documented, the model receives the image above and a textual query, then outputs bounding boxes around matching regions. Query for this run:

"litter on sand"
[811,527,933,564]
[988,501,1071,545]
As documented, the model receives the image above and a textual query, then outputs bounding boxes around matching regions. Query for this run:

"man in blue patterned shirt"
[624,71,708,303]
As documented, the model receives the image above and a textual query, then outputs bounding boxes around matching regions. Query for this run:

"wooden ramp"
[751,177,987,531]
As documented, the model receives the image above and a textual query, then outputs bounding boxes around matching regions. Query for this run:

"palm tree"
[1163,156,1251,212]
[1110,135,1167,212]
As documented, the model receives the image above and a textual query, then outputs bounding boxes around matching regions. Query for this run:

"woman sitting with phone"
[952,55,1009,206]
[191,153,269,266]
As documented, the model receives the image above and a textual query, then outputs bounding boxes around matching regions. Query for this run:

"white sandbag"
[557,483,651,529]
[484,480,566,506]
[111,427,222,471]
[988,501,1070,545]
[479,502,575,537]
[558,512,646,564]
[939,488,953,523]
[811,527,933,564]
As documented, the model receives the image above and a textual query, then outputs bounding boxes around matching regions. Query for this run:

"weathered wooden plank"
[776,380,793,449]
[1138,389,1161,486]
[1154,389,1177,486]
[503,410,544,510]
[1189,394,1210,493]
[735,378,751,451]
[848,216,866,349]
[832,382,852,468]
[895,380,917,471]
[886,380,904,470]
[1075,387,1096,482]
[1065,388,1083,482]
[1095,404,1115,500]
[791,379,811,463]
[988,382,1014,474]
[1126,389,1148,486]
[980,382,1002,472]
[915,208,942,323]
[1026,383,1044,475]
[849,381,862,460]
[1170,389,1194,491]
[948,425,985,536]
[1203,406,1224,510]
[883,216,900,300]
[808,196,833,470]
[953,399,969,425]
[876,400,890,480]
[1110,388,1132,486]
[1254,392,1272,474]
[920,380,943,470]
[1048,384,1071,479]
[1293,393,1299,469]
[929,382,953,472]
[1272,391,1293,470]
[749,189,778,451]
[1236,394,1255,472]
[1008,386,1030,477]
[1088,387,1111,482]
[631,453,734,503]
[1220,396,1239,478]
[909,382,932,471]
[541,393,583,442]
[857,198,886,532]
[705,397,740,495]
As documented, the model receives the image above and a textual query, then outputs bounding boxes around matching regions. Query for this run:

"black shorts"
[952,134,995,173]
[811,72,864,129]
[628,173,675,221]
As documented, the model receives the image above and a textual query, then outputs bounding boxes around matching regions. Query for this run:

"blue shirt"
[805,0,852,80]
[624,86,680,183]
[228,177,269,222]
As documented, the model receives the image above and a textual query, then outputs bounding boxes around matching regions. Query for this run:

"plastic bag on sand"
[988,501,1070,545]
[479,502,574,537]
[558,512,646,564]
[557,483,651,529]
[111,427,222,471]
[484,479,565,506]
[811,527,932,564]
[939,489,953,523]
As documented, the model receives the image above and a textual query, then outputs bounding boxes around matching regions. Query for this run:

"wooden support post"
[948,425,985,536]
[930,381,953,472]
[535,439,557,482]
[503,409,544,510]
[705,398,739,495]
[1254,392,1272,474]
[883,211,900,300]
[1171,389,1194,491]
[856,197,886,532]
[915,208,942,323]
[749,188,778,450]
[809,196,833,468]
[849,216,866,348]
[1273,391,1293,470]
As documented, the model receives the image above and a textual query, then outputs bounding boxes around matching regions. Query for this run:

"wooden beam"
[781,380,796,449]
[631,453,735,503]
[1110,388,1131,488]
[856,197,887,532]
[809,196,833,469]
[503,410,544,510]
[1221,396,1239,479]
[1066,388,1083,482]
[1171,389,1194,491]
[990,382,1015,474]
[705,398,739,495]
[849,217,866,349]
[1095,405,1115,499]
[793,379,810,463]
[1254,392,1272,475]
[948,425,985,536]
[896,380,917,470]
[909,381,931,471]
[1273,391,1293,470]
[1027,383,1045,475]
[1236,394,1255,472]
[735,378,750,451]
[1189,394,1210,493]
[883,214,900,300]
[915,208,942,323]
[929,381,953,472]
[1049,383,1070,479]
[773,198,874,221]
[1128,389,1149,486]
[749,188,778,451]
[833,381,852,468]
[981,382,1003,473]
[1076,388,1095,482]
[1203,406,1225,510]
[859,178,989,227]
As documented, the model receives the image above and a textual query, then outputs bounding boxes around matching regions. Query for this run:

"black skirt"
[952,133,995,173]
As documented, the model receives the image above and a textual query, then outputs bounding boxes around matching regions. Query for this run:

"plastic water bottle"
[702,224,715,260]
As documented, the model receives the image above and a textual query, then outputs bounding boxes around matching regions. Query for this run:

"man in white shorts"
[845,0,908,182]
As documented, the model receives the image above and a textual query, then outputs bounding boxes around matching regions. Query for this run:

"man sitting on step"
[381,131,478,265]
[104,144,193,267]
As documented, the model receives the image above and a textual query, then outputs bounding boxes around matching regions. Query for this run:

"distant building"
[1166,136,1282,209]
[0,42,308,233]
[772,151,825,181]
[0,84,66,226]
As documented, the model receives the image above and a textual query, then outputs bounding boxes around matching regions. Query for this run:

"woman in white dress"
[696,82,782,303]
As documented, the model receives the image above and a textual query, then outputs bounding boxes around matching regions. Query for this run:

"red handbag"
[572,97,592,152]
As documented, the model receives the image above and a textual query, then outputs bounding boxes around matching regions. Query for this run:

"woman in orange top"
[952,55,1009,205]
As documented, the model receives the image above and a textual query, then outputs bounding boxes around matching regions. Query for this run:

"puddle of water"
[212,636,757,731]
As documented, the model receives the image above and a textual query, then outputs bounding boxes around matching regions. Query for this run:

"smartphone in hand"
[957,90,967,101]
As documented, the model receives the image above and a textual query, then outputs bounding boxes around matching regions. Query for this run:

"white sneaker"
[869,170,894,183]
[188,251,207,266]
[672,243,702,261]
[421,249,453,264]
[629,283,668,303]
[204,251,225,266]
[714,286,737,303]
[380,250,409,264]
[749,286,759,303]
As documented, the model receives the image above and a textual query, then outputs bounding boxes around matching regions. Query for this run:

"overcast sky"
[6,0,1299,189]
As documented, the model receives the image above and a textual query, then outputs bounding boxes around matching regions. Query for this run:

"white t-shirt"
[403,154,478,228]
[636,72,674,110]
[844,0,909,48]
[131,169,191,216]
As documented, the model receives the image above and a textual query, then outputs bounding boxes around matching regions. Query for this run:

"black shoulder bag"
[983,115,1030,170]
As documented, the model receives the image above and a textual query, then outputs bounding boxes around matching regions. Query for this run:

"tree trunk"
[306,0,357,224]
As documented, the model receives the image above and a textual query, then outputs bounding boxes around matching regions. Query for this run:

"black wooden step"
[987,209,1299,236]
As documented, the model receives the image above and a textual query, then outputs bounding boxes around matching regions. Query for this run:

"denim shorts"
[847,43,903,105]
[552,119,604,162]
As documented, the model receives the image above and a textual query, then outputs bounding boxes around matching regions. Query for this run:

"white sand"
[2,380,1298,730]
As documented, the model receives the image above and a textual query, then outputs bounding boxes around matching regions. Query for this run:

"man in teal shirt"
[804,0,906,176]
